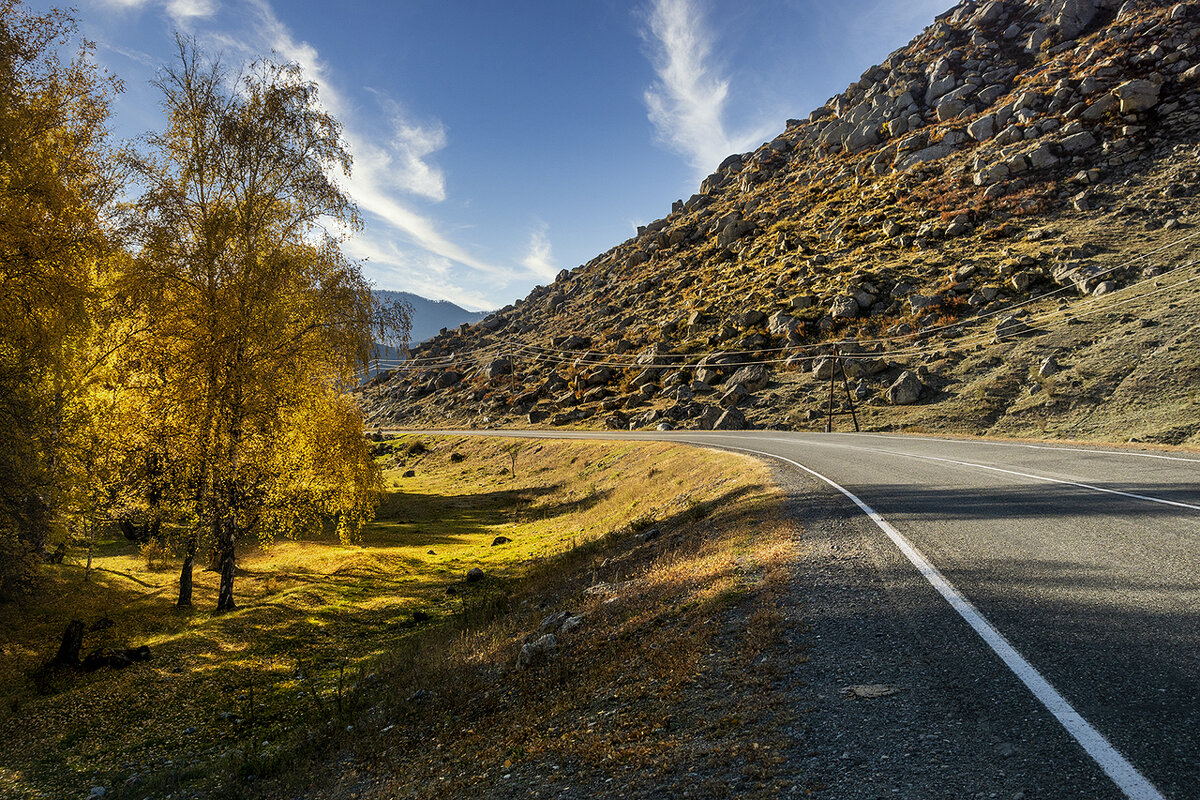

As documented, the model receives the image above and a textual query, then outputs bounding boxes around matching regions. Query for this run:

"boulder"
[726,364,770,392]
[1038,357,1060,378]
[686,404,720,430]
[434,371,461,390]
[516,634,557,669]
[713,407,750,430]
[885,372,923,405]
[968,115,996,141]
[768,311,800,337]
[735,309,767,328]
[909,294,939,313]
[995,315,1039,341]
[1113,79,1160,113]
[1049,0,1105,40]
[1028,144,1058,169]
[1059,131,1097,153]
[484,358,512,379]
[719,383,750,408]
[830,295,859,320]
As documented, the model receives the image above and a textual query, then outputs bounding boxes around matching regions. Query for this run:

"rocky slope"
[360,0,1200,446]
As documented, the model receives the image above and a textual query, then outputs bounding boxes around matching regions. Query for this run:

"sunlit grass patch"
[0,434,791,800]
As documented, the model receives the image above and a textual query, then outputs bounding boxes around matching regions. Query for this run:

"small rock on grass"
[516,634,556,669]
[466,567,484,582]
[491,535,512,546]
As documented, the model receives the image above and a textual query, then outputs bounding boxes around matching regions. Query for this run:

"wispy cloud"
[99,0,217,26]
[641,0,775,174]
[166,0,217,22]
[230,0,524,293]
[521,223,557,282]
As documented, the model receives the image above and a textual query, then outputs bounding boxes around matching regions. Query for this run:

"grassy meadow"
[0,435,799,799]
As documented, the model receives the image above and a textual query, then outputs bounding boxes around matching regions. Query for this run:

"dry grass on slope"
[263,437,805,800]
[1,435,802,800]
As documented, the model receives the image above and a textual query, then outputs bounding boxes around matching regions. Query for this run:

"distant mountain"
[370,291,490,374]
[375,290,490,345]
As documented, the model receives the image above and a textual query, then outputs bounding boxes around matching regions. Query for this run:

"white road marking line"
[720,442,1169,800]
[865,449,1200,512]
[855,433,1200,465]
[705,433,1200,512]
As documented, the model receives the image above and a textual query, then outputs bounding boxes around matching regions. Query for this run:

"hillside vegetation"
[361,0,1200,445]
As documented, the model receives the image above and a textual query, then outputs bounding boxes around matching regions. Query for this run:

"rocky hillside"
[360,0,1200,446]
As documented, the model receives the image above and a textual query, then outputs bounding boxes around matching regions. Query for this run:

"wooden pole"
[839,358,860,433]
[826,353,835,433]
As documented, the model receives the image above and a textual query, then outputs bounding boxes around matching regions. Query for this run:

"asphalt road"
[416,430,1200,799]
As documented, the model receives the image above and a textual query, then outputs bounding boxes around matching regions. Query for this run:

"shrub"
[140,539,172,571]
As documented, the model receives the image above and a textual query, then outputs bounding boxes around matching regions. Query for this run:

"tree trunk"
[215,520,236,612]
[177,534,195,607]
[51,620,85,668]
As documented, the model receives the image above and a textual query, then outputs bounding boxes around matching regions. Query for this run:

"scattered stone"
[466,567,485,583]
[1038,357,1060,378]
[516,634,557,669]
[829,295,859,320]
[1113,79,1160,113]
[885,372,923,405]
[995,315,1039,341]
[490,536,512,546]
[713,407,749,430]
[726,364,770,391]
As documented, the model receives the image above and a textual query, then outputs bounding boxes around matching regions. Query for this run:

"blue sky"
[46,0,949,310]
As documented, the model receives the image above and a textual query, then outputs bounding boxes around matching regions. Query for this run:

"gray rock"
[1049,0,1105,40]
[516,634,557,669]
[1028,144,1058,169]
[1081,93,1118,120]
[968,115,996,141]
[844,124,880,154]
[885,371,923,405]
[974,162,1010,185]
[484,358,512,379]
[727,364,770,391]
[1038,356,1060,378]
[909,294,939,313]
[719,383,750,408]
[767,311,800,337]
[713,407,749,430]
[926,74,959,105]
[538,610,572,634]
[466,567,485,582]
[995,315,1038,341]
[1113,79,1160,113]
[896,143,953,171]
[735,309,767,328]
[434,371,462,390]
[830,295,859,320]
[1059,131,1097,153]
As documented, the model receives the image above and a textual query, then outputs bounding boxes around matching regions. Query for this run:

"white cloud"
[224,0,515,302]
[166,0,217,22]
[641,0,776,174]
[521,223,557,282]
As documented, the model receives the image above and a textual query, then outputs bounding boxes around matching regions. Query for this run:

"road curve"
[405,429,1200,799]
